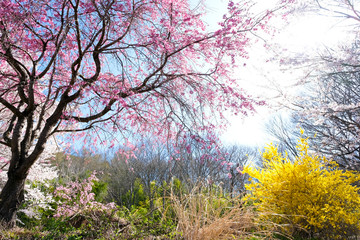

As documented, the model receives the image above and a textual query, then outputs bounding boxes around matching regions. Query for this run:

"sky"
[202,0,355,146]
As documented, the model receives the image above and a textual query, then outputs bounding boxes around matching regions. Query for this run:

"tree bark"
[0,172,26,228]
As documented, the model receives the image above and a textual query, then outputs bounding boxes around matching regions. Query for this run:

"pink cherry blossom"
[0,0,292,224]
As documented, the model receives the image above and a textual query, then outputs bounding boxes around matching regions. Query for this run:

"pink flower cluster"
[54,171,116,218]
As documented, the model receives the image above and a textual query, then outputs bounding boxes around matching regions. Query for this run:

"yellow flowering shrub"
[243,132,360,238]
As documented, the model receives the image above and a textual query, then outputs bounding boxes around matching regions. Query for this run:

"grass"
[168,183,291,240]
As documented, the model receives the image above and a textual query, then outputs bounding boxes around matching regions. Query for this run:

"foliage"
[118,178,148,208]
[91,179,109,203]
[0,208,130,240]
[125,203,178,239]
[243,132,360,239]
[107,178,181,238]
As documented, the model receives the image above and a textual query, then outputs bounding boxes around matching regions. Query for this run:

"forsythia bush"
[243,131,360,238]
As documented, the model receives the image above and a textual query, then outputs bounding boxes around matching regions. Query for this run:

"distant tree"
[130,141,170,190]
[107,155,136,207]
[270,0,360,171]
[296,42,360,170]
[265,113,300,158]
[106,136,259,206]
[121,141,170,210]
[167,135,259,196]
[168,134,225,188]
[53,150,110,182]
[222,145,259,198]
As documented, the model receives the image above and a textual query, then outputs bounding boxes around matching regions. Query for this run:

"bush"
[243,131,360,239]
[53,171,116,218]
[42,172,128,239]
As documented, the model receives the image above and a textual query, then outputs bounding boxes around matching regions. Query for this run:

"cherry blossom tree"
[0,0,289,226]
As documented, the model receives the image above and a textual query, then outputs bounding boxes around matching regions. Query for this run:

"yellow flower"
[243,134,360,238]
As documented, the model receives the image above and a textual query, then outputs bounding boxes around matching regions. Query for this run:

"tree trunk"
[0,173,26,228]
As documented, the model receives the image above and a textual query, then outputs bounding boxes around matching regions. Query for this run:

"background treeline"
[53,138,259,210]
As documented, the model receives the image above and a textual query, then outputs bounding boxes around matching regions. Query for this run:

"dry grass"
[169,183,291,240]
